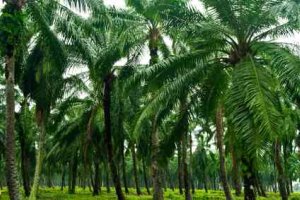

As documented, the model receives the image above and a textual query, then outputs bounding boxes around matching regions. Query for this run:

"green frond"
[125,0,147,14]
[126,50,210,91]
[133,60,210,138]
[254,21,296,41]
[27,1,67,69]
[202,0,239,31]
[227,57,283,156]
[253,42,300,99]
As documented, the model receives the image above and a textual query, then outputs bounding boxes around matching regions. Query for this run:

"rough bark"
[215,105,232,200]
[149,27,159,65]
[103,74,125,200]
[149,26,164,200]
[274,141,288,200]
[4,2,26,198]
[131,144,142,195]
[151,115,164,200]
[5,48,21,200]
[29,113,46,200]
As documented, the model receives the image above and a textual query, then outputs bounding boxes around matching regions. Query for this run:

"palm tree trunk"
[99,167,102,193]
[106,167,111,193]
[3,2,26,198]
[61,167,65,191]
[231,148,241,196]
[255,172,266,197]
[189,132,195,194]
[215,105,232,200]
[19,110,31,197]
[93,160,100,196]
[29,113,46,200]
[47,165,52,188]
[151,115,164,200]
[142,159,151,195]
[283,144,290,196]
[149,26,164,200]
[103,73,125,200]
[71,151,78,194]
[243,172,256,200]
[203,174,208,193]
[177,141,184,195]
[68,161,72,193]
[121,141,129,194]
[178,96,191,200]
[183,133,191,200]
[5,40,21,200]
[274,140,288,200]
[131,144,142,195]
[242,158,256,200]
[166,167,174,191]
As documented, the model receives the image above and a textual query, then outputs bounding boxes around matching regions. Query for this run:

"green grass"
[1,188,300,199]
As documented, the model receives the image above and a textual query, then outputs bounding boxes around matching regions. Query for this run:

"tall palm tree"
[129,0,300,199]
[0,1,25,199]
[58,9,147,197]
[123,1,199,198]
[19,1,86,198]
[0,0,92,199]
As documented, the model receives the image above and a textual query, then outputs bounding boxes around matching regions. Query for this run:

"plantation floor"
[1,188,300,199]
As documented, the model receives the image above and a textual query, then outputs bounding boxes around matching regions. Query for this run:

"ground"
[1,188,300,199]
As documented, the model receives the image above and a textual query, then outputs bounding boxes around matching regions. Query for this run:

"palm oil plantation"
[1,0,300,200]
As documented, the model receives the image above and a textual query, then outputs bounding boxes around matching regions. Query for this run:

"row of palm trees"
[1,0,300,200]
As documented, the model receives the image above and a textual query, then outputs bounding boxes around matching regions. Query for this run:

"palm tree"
[15,100,35,197]
[58,8,147,197]
[129,0,300,199]
[215,104,232,200]
[0,0,92,199]
[124,1,198,198]
[0,1,25,199]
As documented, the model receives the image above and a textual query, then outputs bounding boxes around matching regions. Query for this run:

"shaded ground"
[1,188,300,199]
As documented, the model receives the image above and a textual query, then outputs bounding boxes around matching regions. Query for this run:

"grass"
[1,188,300,199]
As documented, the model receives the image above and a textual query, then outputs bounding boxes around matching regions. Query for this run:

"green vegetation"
[1,189,300,200]
[1,0,300,200]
